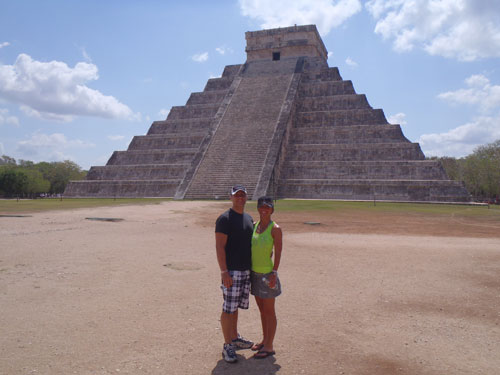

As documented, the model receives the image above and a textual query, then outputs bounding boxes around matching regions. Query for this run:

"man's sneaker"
[232,334,254,350]
[222,343,237,363]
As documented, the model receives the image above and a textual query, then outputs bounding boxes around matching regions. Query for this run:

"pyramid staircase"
[180,57,305,199]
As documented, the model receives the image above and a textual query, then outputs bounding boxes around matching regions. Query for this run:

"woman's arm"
[268,224,282,288]
[271,225,283,272]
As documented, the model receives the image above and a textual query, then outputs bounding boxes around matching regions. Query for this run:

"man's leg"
[230,271,253,349]
[221,311,238,344]
[220,310,238,363]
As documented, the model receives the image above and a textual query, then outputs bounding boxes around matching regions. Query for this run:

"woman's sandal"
[253,350,276,359]
[251,343,264,351]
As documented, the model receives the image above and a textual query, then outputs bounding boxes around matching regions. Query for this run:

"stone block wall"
[275,63,469,202]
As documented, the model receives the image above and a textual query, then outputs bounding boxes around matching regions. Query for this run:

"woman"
[250,196,283,359]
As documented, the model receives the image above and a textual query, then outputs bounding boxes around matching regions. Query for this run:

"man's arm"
[216,232,232,288]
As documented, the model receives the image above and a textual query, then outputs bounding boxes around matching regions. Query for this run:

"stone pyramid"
[65,25,470,202]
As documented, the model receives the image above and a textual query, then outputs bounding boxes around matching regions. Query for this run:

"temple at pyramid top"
[245,24,328,61]
[65,25,470,202]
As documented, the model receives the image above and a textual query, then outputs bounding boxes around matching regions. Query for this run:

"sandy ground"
[0,201,499,375]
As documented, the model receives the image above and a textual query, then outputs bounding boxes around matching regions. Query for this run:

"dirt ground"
[0,201,499,375]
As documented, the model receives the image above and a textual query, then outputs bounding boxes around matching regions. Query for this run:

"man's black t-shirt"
[215,208,253,271]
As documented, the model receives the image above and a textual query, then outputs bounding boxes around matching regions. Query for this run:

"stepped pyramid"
[65,25,470,202]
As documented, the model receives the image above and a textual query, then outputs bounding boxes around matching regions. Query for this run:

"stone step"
[290,124,408,144]
[240,57,299,77]
[147,119,213,135]
[301,56,329,73]
[185,183,259,199]
[284,143,425,161]
[296,109,388,127]
[86,164,190,180]
[64,179,181,198]
[281,160,448,180]
[296,94,371,111]
[107,149,197,165]
[298,80,356,97]
[222,64,243,78]
[204,76,234,91]
[167,104,220,120]
[277,179,470,202]
[186,90,227,106]
[128,134,205,150]
[301,67,342,82]
[187,183,258,193]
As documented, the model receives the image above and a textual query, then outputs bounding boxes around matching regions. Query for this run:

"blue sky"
[1,0,499,169]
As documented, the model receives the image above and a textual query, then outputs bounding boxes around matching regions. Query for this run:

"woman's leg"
[255,296,277,353]
[254,296,266,349]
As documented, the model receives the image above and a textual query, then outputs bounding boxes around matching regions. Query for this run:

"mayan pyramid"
[65,25,469,202]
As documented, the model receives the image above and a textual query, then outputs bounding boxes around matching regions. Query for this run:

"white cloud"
[0,53,136,122]
[215,46,233,55]
[0,142,4,155]
[192,52,209,62]
[108,135,125,141]
[438,74,500,113]
[0,108,19,126]
[423,73,500,157]
[19,105,74,122]
[16,132,95,162]
[76,45,92,62]
[388,112,407,126]
[327,51,333,59]
[365,0,500,61]
[239,0,362,35]
[345,57,358,67]
[418,116,500,157]
[0,42,10,49]
[158,108,170,118]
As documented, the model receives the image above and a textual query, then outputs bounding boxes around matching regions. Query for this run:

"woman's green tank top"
[251,221,275,273]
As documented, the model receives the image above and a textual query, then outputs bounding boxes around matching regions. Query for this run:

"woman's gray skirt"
[250,271,282,298]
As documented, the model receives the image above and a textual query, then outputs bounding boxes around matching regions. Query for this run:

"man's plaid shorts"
[221,270,251,314]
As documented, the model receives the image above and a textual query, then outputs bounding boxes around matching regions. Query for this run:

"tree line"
[0,156,87,198]
[430,139,500,202]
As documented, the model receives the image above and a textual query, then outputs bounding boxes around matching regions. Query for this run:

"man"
[215,185,254,363]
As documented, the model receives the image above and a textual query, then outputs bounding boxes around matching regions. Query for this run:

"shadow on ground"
[211,352,280,374]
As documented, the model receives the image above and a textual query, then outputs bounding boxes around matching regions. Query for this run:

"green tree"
[0,168,28,197]
[438,156,464,181]
[428,140,500,200]
[37,160,87,194]
[23,169,51,197]
[0,155,17,165]
[463,140,500,199]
